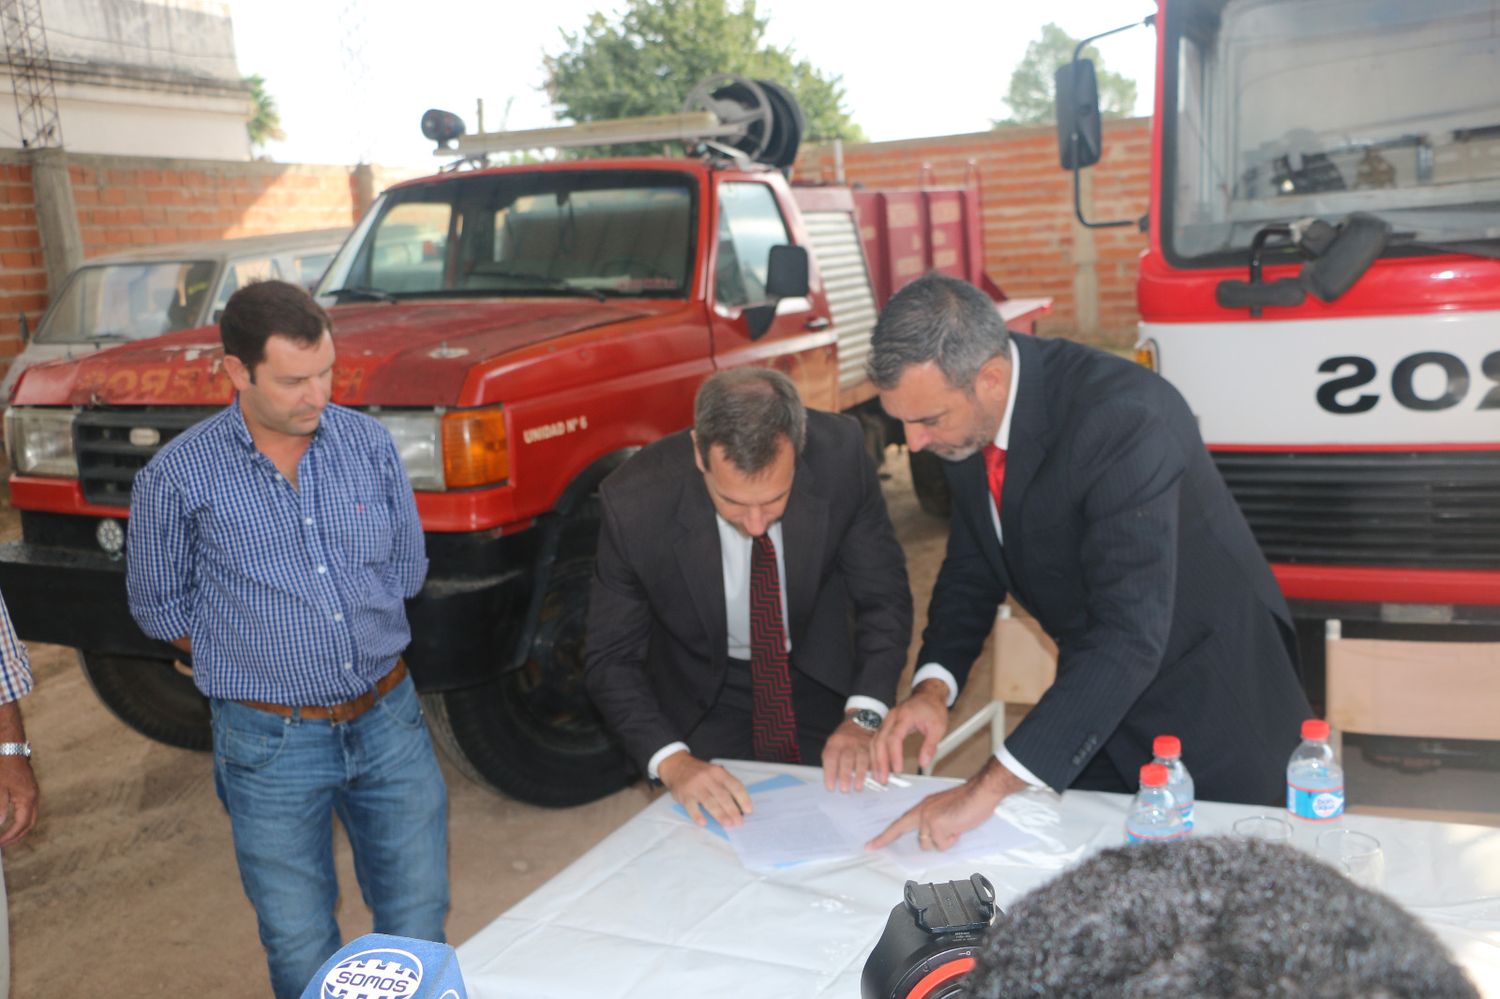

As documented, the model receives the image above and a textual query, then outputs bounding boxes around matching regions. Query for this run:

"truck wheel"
[423,529,633,807]
[909,449,953,518]
[78,651,211,751]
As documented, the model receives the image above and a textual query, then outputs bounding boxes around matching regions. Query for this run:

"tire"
[909,448,953,518]
[78,650,211,751]
[423,510,633,808]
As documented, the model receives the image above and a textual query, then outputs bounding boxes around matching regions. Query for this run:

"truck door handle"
[804,316,831,331]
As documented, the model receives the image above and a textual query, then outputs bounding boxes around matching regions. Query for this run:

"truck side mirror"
[745,245,810,340]
[1055,58,1103,170]
[764,244,809,299]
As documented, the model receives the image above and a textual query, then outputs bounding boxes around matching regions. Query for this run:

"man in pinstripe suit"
[865,273,1311,853]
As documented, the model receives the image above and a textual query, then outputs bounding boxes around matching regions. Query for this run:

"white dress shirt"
[909,347,1047,789]
[648,516,889,780]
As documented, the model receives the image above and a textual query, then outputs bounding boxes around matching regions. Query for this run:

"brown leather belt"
[240,660,407,724]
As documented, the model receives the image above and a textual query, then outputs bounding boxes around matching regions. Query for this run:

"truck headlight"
[372,410,446,491]
[371,406,509,491]
[4,407,78,477]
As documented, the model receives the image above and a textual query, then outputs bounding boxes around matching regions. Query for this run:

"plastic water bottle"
[1125,763,1186,844]
[1286,718,1345,823]
[1152,734,1195,833]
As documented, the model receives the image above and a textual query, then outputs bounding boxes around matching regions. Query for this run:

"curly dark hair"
[968,836,1476,999]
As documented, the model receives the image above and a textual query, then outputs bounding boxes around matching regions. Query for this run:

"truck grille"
[75,408,218,507]
[1214,450,1500,570]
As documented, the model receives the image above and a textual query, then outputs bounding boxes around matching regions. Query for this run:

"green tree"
[996,23,1138,126]
[244,74,286,150]
[545,0,863,156]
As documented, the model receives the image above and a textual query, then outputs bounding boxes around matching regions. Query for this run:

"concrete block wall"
[794,118,1152,347]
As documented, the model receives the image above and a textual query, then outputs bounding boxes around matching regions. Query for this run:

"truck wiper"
[1386,231,1500,261]
[86,331,131,342]
[469,269,607,302]
[1216,213,1390,316]
[330,286,399,303]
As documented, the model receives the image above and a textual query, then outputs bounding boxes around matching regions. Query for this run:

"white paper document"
[719,777,1041,872]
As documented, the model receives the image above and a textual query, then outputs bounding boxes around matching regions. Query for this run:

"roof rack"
[421,73,804,169]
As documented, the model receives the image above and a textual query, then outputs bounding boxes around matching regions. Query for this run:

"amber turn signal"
[442,408,509,488]
[1133,338,1159,373]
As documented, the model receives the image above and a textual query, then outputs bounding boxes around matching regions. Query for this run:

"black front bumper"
[0,511,540,692]
[0,538,168,658]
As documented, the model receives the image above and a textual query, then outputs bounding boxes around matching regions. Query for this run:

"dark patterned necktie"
[750,533,800,763]
[982,443,1007,510]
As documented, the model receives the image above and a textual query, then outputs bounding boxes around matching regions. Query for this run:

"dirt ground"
[2,448,1005,995]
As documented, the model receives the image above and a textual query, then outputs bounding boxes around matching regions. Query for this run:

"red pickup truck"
[1,113,1047,805]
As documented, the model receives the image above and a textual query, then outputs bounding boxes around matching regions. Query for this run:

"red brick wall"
[0,151,409,382]
[67,157,361,258]
[794,118,1153,347]
[0,160,47,362]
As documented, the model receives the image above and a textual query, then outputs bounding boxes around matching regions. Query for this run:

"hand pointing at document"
[866,757,1028,852]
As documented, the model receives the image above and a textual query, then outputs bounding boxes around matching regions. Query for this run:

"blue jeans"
[211,676,450,999]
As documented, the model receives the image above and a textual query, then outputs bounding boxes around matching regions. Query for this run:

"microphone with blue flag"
[300,934,467,999]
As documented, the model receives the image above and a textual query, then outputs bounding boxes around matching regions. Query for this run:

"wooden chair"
[1324,619,1500,762]
[927,603,1057,770]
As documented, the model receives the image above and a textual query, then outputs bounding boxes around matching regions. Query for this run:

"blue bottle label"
[1287,782,1344,821]
[1179,803,1195,831]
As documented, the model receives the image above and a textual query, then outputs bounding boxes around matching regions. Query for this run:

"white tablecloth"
[457,762,1500,997]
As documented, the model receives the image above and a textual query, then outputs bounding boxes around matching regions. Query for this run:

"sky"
[225,0,1158,170]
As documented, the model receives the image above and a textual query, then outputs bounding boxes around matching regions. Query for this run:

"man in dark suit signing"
[585,368,912,829]
[866,273,1312,852]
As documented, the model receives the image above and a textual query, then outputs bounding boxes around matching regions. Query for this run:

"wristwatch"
[848,709,883,733]
[0,742,31,758]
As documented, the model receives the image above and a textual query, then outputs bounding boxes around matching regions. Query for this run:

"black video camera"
[861,873,998,999]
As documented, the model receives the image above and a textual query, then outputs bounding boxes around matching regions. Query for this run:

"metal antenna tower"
[0,0,63,148]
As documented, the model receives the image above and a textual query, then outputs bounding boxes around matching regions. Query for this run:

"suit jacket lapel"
[780,453,828,642]
[673,477,727,672]
[999,334,1051,581]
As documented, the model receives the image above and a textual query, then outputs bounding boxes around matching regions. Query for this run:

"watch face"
[851,709,882,732]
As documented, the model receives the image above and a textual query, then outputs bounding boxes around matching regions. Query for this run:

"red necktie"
[982,443,1007,510]
[750,534,800,763]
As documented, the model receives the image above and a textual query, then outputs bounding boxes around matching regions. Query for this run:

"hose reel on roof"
[423,73,805,168]
[680,74,805,168]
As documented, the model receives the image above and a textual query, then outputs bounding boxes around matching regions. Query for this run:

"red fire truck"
[1,78,1048,804]
[1059,1,1500,740]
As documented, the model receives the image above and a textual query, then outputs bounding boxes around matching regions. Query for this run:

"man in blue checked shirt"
[125,280,448,998]
[0,589,39,999]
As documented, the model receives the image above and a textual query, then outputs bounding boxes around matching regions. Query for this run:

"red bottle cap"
[1139,763,1168,787]
[1302,719,1330,741]
[1153,735,1181,758]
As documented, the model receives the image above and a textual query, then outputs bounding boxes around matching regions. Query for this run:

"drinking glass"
[1232,814,1293,845]
[1316,828,1384,890]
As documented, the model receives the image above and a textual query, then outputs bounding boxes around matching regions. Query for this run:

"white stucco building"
[1,0,252,159]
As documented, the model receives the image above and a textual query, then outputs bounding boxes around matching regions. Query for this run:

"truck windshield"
[36,260,218,344]
[1165,0,1500,264]
[320,170,696,299]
